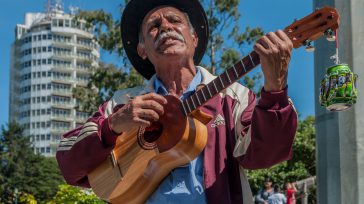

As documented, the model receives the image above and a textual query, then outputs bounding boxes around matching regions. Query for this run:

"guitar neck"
[181,51,260,115]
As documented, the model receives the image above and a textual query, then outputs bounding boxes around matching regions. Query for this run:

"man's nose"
[159,18,173,33]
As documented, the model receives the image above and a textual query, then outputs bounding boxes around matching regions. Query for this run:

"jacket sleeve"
[56,101,123,187]
[234,87,298,169]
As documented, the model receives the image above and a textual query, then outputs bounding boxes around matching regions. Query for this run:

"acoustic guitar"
[88,7,339,203]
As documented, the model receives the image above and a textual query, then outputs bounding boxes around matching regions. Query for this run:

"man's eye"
[149,23,160,30]
[171,18,181,23]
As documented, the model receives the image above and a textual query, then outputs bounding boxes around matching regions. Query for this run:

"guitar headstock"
[284,7,340,48]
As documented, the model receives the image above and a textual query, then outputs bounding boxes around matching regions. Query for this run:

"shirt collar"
[153,68,202,99]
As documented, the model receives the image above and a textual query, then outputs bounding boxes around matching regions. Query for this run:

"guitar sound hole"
[137,122,163,150]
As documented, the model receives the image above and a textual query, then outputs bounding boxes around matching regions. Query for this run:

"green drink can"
[319,64,358,111]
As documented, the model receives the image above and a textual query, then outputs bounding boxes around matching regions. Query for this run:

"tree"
[247,116,316,202]
[47,185,104,204]
[0,123,64,203]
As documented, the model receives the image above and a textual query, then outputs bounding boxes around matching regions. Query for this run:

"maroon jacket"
[56,67,298,204]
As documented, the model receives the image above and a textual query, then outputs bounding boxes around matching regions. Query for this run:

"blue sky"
[0,0,316,127]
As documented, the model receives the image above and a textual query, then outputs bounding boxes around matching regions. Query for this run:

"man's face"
[137,6,198,64]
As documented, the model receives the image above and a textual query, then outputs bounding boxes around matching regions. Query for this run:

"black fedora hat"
[121,0,209,79]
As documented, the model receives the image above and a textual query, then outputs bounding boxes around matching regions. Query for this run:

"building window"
[52,19,57,27]
[42,34,47,40]
[46,147,51,153]
[59,19,64,27]
[71,20,76,28]
[65,19,70,27]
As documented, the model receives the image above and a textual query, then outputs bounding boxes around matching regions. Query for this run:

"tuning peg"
[303,40,315,52]
[325,29,336,41]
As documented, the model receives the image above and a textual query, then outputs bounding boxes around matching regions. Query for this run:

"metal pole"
[302,182,308,204]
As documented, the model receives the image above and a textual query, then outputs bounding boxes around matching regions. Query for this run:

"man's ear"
[137,43,147,60]
[192,31,198,48]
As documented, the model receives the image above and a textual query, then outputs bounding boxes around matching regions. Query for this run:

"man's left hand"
[253,30,293,92]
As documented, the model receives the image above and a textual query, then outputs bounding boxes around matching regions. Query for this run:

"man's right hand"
[110,93,167,134]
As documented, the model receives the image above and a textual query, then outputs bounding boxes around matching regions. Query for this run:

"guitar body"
[88,95,212,203]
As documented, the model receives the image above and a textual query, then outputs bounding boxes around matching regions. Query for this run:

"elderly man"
[56,0,297,203]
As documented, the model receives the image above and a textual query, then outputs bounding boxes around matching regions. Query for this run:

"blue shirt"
[146,68,207,204]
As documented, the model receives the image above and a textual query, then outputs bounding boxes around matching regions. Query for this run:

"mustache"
[154,31,185,48]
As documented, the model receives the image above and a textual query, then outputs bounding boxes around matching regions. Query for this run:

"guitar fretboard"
[181,51,260,115]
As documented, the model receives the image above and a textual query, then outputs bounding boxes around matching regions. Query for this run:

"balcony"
[75,66,93,74]
[75,79,89,86]
[53,51,74,60]
[52,76,74,84]
[52,101,74,109]
[52,39,73,47]
[51,64,74,73]
[76,53,95,61]
[51,115,74,122]
[75,117,87,124]
[76,40,95,50]
[51,128,69,135]
[52,89,73,97]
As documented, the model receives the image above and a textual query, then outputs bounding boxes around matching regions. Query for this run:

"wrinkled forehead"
[141,5,186,26]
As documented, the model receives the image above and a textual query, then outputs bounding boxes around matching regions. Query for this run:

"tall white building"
[9,1,100,156]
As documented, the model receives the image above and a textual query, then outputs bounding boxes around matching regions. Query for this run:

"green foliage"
[247,116,316,199]
[0,123,64,203]
[77,10,123,56]
[220,48,241,69]
[235,26,265,47]
[19,192,37,204]
[47,185,104,204]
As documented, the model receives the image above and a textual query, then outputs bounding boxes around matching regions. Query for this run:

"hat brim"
[121,0,209,79]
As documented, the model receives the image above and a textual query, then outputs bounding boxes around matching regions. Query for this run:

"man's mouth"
[154,32,185,49]
[159,37,180,46]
